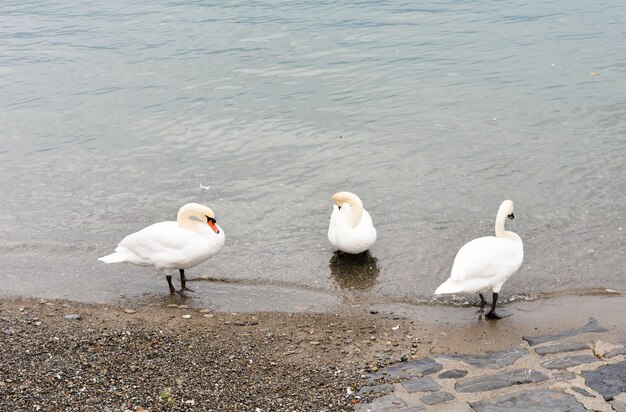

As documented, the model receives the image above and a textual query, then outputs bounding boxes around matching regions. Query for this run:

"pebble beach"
[2,294,625,411]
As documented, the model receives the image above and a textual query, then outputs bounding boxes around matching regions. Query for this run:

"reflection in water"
[329,251,380,291]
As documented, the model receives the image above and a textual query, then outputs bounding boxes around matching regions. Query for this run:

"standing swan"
[434,200,523,319]
[98,203,225,294]
[328,192,377,254]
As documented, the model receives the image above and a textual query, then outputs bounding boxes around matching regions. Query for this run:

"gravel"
[0,298,421,411]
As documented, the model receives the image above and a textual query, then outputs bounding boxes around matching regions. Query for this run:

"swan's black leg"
[479,293,487,307]
[485,292,501,319]
[179,269,194,292]
[180,269,186,289]
[166,275,176,294]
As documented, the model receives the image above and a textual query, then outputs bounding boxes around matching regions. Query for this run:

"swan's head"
[332,191,364,227]
[332,191,360,209]
[178,203,220,234]
[500,199,515,220]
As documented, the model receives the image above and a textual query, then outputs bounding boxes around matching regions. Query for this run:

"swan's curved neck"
[343,194,363,228]
[496,208,517,238]
[494,207,508,238]
[177,204,200,230]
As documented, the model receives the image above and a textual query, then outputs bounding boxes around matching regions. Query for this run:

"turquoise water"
[1,1,624,309]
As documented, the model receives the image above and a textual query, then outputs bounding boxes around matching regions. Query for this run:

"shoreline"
[1,294,625,410]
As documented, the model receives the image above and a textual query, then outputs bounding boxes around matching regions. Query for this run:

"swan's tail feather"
[98,253,126,264]
[434,280,459,295]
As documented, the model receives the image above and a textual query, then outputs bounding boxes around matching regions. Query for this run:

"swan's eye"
[338,206,342,210]
[507,213,514,219]
[206,215,216,223]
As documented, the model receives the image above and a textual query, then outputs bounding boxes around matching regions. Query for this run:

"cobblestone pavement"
[356,318,626,411]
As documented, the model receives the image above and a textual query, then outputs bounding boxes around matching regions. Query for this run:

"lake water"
[1,0,624,311]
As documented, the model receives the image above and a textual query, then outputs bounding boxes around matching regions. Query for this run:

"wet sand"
[1,293,624,411]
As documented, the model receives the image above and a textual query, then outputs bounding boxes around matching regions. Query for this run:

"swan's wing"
[450,236,522,282]
[359,208,374,228]
[116,222,199,262]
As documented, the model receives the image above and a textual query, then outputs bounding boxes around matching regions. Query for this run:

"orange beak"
[208,220,219,234]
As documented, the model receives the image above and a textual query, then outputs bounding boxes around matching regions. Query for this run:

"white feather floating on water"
[200,184,210,190]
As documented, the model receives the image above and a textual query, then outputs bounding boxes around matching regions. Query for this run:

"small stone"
[541,355,598,370]
[166,304,178,308]
[606,346,626,358]
[583,360,626,400]
[224,321,231,325]
[456,369,548,393]
[438,347,526,369]
[401,376,441,393]
[64,314,81,320]
[534,342,589,356]
[439,369,468,379]
[33,321,42,326]
[203,314,214,318]
[178,305,189,309]
[523,318,607,346]
[593,340,619,358]
[357,383,395,395]
[368,358,443,383]
[182,315,191,319]
[420,392,454,406]
[123,309,136,314]
[471,389,586,411]
[571,387,594,398]
[553,371,576,382]
[369,310,379,315]
[199,308,210,314]
[310,341,320,345]
[356,395,406,411]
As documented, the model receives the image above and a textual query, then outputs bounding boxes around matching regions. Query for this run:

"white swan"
[434,200,523,319]
[98,203,225,293]
[328,192,377,254]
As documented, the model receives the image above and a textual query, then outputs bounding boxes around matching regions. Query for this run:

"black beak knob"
[508,213,515,220]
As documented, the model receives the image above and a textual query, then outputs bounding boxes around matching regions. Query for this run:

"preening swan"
[434,200,523,319]
[328,192,377,254]
[98,203,225,294]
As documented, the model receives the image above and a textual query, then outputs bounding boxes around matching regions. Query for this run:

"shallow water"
[0,0,624,310]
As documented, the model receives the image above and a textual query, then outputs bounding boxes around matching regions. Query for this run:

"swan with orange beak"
[99,203,225,293]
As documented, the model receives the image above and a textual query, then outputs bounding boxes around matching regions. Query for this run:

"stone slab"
[523,318,607,346]
[401,376,441,393]
[438,369,468,379]
[420,391,454,406]
[540,355,598,370]
[455,368,548,393]
[470,389,587,411]
[583,360,626,401]
[571,386,595,398]
[358,384,395,396]
[606,346,626,359]
[357,395,407,411]
[438,347,526,369]
[534,342,589,356]
[369,358,443,383]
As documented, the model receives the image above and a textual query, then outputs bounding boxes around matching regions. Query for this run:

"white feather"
[328,192,377,254]
[435,200,523,295]
[99,203,225,275]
